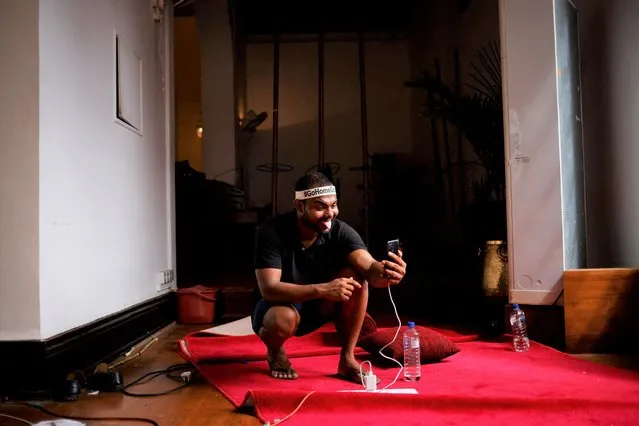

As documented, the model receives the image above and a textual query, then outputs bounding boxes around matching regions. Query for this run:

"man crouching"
[251,172,406,383]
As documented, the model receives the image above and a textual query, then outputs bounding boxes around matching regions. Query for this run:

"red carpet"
[179,323,475,364]
[180,326,639,425]
[180,324,366,363]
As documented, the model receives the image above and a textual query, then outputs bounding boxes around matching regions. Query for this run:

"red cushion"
[358,325,460,365]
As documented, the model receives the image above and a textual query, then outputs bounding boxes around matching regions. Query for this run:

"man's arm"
[337,222,406,288]
[347,249,405,288]
[256,269,361,303]
[255,268,325,303]
[253,223,360,303]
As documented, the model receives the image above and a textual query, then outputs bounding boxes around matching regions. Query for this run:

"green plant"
[405,41,505,205]
[405,41,506,241]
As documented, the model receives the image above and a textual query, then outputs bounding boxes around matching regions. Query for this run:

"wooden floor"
[2,324,639,426]
[0,324,261,426]
[573,353,639,373]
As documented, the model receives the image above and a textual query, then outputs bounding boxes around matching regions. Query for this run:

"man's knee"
[263,305,300,337]
[335,267,368,290]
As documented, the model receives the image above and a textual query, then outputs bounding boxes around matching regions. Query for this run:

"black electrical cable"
[120,363,197,397]
[1,363,197,425]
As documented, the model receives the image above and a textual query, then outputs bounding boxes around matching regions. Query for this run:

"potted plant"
[405,41,508,299]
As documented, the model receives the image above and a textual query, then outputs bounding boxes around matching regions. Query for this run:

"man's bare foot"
[336,355,381,385]
[337,355,360,375]
[267,347,298,380]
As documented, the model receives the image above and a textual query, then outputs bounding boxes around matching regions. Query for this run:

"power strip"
[337,388,418,394]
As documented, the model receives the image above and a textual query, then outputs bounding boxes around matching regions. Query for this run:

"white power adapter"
[362,371,377,391]
[359,360,377,391]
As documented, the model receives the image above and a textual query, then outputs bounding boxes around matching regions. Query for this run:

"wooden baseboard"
[0,292,176,400]
[564,268,639,354]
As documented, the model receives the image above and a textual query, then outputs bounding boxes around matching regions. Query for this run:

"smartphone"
[386,239,400,257]
[384,239,400,272]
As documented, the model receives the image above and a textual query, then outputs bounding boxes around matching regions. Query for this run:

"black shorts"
[251,298,334,337]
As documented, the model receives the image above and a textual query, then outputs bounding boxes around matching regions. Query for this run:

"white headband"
[295,185,336,200]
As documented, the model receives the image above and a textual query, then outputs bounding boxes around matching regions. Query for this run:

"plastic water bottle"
[403,322,421,381]
[509,304,530,352]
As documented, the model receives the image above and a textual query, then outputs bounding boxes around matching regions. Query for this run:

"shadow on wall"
[579,1,614,267]
[594,273,639,355]
[565,269,639,355]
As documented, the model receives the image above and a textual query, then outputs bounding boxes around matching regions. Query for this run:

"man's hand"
[320,277,362,302]
[346,248,407,289]
[380,249,406,286]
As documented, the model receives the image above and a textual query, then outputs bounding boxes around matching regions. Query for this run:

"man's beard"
[301,214,332,234]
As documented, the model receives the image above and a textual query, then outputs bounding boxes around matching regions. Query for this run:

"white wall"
[244,39,412,230]
[577,0,639,268]
[36,0,175,339]
[0,0,175,341]
[0,0,41,340]
[500,0,639,303]
[499,0,587,305]
[500,0,563,304]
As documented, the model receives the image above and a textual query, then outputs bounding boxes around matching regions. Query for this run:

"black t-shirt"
[254,211,368,285]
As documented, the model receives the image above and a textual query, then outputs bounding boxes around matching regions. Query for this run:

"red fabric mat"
[187,333,639,425]
[179,323,478,364]
[180,324,362,363]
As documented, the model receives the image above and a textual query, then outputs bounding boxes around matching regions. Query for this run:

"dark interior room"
[2,0,639,425]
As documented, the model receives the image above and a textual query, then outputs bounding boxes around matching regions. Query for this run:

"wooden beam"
[564,268,639,354]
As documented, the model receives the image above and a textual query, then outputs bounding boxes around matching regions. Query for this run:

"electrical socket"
[156,269,175,292]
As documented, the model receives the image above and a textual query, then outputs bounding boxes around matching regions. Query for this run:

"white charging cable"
[267,280,405,425]
[355,283,404,392]
[358,360,377,391]
[377,283,405,389]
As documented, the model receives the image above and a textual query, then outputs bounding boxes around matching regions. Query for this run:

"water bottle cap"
[513,304,519,309]
[407,321,415,328]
